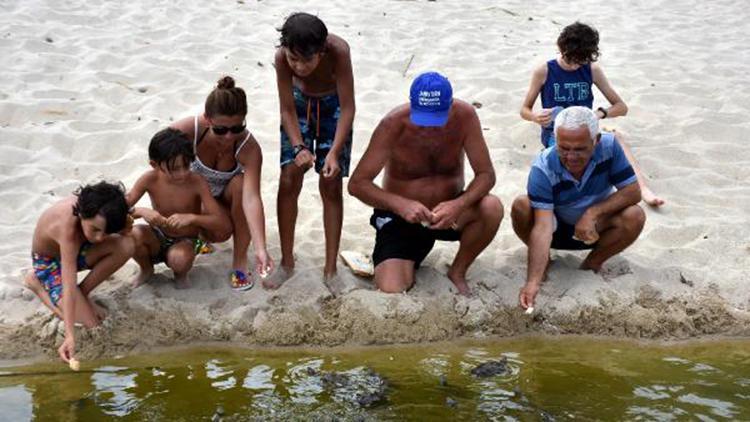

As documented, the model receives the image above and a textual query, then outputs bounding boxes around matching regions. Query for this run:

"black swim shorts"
[369,209,461,268]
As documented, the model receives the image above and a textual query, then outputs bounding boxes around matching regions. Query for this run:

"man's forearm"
[527,223,553,286]
[588,183,640,219]
[457,171,495,208]
[349,180,406,212]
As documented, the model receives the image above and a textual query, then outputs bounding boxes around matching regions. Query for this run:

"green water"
[1,337,748,421]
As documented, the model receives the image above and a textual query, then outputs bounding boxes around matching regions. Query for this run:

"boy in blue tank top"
[520,22,664,207]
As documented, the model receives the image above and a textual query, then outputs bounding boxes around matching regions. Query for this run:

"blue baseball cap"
[409,71,453,127]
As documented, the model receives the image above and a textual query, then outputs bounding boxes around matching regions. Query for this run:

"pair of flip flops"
[229,270,254,291]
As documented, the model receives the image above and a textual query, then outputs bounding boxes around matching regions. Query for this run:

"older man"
[511,106,646,309]
[348,72,503,296]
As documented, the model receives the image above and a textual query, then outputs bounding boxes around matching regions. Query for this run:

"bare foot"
[262,266,294,290]
[133,265,154,287]
[641,186,665,207]
[579,260,602,273]
[24,272,63,319]
[447,267,472,297]
[174,274,191,289]
[89,299,108,323]
[323,272,345,297]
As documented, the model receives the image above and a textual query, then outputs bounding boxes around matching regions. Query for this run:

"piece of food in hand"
[69,358,80,371]
[259,267,270,279]
[420,221,430,228]
[572,234,597,245]
[524,307,535,315]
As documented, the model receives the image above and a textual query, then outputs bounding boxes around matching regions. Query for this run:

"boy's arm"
[126,174,165,226]
[58,225,81,362]
[520,63,549,124]
[125,174,148,209]
[323,40,355,177]
[592,64,628,119]
[275,49,304,148]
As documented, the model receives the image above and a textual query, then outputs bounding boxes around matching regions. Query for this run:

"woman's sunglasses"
[212,122,246,135]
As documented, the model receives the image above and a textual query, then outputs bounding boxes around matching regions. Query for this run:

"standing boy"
[272,12,355,286]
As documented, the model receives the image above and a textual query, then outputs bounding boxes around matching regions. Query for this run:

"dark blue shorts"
[280,86,353,176]
[551,220,595,250]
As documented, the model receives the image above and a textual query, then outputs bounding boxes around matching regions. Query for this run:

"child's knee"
[319,179,343,201]
[116,235,136,258]
[167,245,196,274]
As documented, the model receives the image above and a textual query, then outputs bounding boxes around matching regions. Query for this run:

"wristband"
[293,144,308,157]
[597,107,608,119]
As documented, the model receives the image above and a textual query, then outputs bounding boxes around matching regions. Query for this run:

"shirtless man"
[348,72,503,296]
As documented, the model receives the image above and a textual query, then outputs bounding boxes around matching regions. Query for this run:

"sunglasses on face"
[211,122,246,135]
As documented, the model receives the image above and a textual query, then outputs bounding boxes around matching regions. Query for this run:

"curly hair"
[72,181,129,234]
[557,22,600,65]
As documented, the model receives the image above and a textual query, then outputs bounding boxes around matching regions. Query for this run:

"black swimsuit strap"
[196,127,210,146]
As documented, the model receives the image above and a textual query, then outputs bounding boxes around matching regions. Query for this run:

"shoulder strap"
[234,131,252,159]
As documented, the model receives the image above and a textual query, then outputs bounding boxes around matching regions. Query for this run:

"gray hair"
[553,106,599,141]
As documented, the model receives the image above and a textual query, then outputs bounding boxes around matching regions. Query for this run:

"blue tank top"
[540,59,593,146]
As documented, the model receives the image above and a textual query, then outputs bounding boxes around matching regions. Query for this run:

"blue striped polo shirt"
[527,132,637,225]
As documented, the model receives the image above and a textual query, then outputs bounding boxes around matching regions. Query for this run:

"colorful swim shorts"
[31,242,92,306]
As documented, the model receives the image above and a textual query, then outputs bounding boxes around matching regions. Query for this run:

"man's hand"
[322,152,341,178]
[430,198,466,230]
[395,199,433,225]
[533,108,554,127]
[519,281,540,310]
[574,210,599,245]
[58,335,75,363]
[294,147,315,170]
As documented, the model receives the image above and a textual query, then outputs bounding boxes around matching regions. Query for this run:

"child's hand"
[322,153,341,178]
[533,109,553,127]
[294,148,315,171]
[143,210,167,227]
[58,336,75,363]
[166,213,195,229]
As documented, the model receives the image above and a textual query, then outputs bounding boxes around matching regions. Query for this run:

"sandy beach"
[0,0,749,360]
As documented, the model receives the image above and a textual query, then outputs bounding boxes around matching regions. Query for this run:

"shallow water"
[1,337,748,421]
